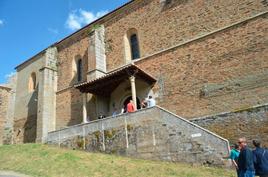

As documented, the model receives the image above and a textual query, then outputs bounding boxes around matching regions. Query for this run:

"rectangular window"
[130,34,140,60]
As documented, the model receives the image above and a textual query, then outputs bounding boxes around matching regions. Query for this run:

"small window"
[77,59,82,82]
[130,34,140,60]
[29,72,36,92]
[124,28,141,62]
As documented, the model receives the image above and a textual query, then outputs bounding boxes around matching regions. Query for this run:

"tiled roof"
[75,64,156,95]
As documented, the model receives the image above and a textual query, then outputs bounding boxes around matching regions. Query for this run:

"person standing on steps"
[237,137,255,177]
[252,140,268,177]
[127,100,135,113]
[147,96,156,108]
[141,98,147,109]
[223,143,240,176]
[112,108,118,118]
[226,143,241,177]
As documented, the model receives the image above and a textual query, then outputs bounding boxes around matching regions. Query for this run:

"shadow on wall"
[68,50,89,127]
[23,84,38,143]
[69,88,83,126]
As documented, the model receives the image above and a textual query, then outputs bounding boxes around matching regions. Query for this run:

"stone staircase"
[47,106,230,166]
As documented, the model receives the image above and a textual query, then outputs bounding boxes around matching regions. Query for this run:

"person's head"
[129,100,133,103]
[149,96,152,99]
[253,139,261,148]
[234,143,240,150]
[238,137,247,149]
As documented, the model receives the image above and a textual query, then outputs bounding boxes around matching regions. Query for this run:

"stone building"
[1,0,268,165]
[0,86,11,144]
[0,74,16,144]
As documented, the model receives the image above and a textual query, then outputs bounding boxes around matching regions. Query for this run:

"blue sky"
[0,0,129,84]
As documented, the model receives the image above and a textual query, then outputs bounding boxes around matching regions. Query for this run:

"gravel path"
[0,171,30,177]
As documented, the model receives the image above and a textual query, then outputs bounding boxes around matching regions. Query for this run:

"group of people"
[141,96,156,109]
[108,96,156,118]
[227,138,268,177]
[126,96,156,113]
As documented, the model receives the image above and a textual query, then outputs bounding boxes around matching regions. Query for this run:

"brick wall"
[56,88,83,129]
[56,34,91,128]
[54,0,268,129]
[135,13,268,118]
[104,0,268,71]
[57,36,89,91]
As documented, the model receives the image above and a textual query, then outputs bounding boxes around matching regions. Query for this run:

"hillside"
[0,144,235,177]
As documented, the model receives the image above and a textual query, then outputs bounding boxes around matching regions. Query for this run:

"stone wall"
[135,12,268,118]
[0,86,11,144]
[2,73,17,144]
[47,106,230,166]
[191,104,268,148]
[36,47,58,143]
[14,54,44,143]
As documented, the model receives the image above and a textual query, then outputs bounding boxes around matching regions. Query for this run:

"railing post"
[101,120,105,151]
[83,126,86,150]
[124,116,129,149]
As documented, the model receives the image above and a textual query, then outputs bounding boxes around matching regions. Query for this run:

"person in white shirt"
[147,96,156,107]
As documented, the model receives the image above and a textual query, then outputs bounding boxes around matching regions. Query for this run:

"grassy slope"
[0,144,235,177]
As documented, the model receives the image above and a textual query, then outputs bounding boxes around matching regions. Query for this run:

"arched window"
[29,72,36,92]
[124,28,141,62]
[130,34,140,60]
[77,59,82,82]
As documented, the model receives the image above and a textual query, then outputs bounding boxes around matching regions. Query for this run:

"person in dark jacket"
[252,140,268,177]
[237,137,255,177]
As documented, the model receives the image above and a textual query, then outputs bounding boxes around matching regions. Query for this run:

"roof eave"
[14,0,136,71]
[75,64,157,94]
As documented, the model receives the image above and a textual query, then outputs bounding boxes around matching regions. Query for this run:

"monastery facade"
[0,0,268,149]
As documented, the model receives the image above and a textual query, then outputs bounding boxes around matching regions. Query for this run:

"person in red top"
[127,100,135,113]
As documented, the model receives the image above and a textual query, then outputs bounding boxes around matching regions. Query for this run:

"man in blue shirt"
[237,137,255,177]
[252,140,268,177]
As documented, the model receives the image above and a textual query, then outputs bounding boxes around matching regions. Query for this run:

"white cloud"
[5,72,16,79]
[48,28,59,34]
[0,19,4,26]
[66,9,108,31]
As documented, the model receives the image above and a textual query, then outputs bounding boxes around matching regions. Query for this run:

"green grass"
[0,144,235,177]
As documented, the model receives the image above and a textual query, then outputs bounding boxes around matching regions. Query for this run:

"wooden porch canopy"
[74,64,157,95]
